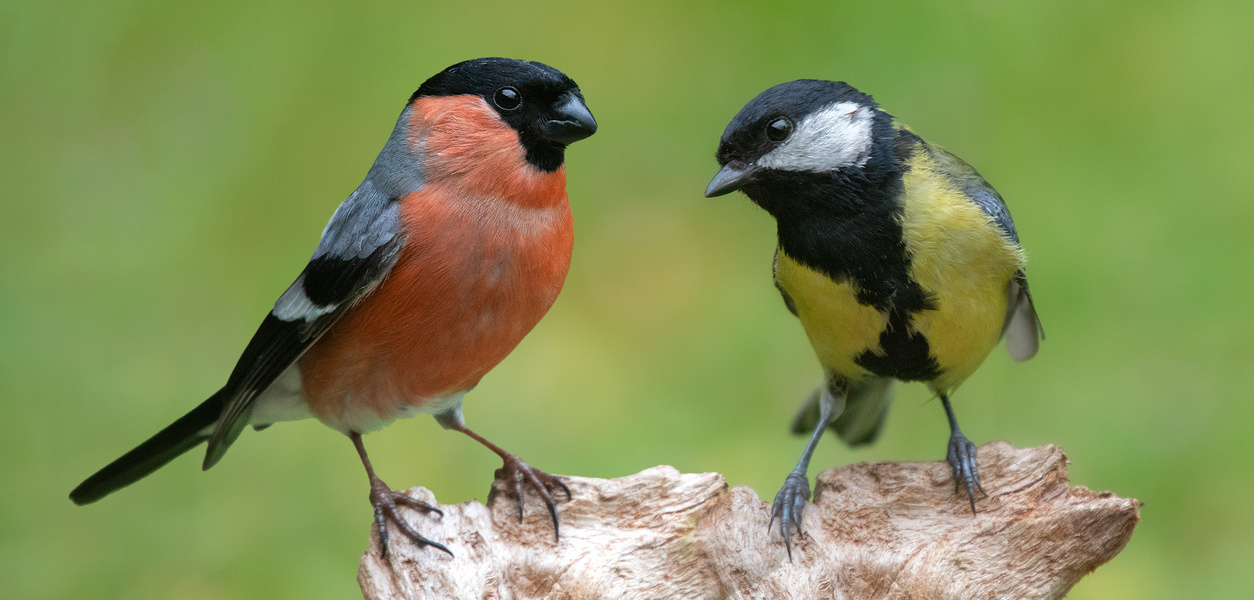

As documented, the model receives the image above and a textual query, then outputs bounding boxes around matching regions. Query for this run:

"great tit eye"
[494,87,522,110]
[766,117,793,141]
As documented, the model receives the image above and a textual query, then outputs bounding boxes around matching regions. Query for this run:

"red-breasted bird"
[70,58,597,556]
[706,80,1043,556]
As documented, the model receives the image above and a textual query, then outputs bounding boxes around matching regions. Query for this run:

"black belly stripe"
[748,124,950,383]
[854,308,942,381]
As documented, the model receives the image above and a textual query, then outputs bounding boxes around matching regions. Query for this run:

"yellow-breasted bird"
[705,80,1043,555]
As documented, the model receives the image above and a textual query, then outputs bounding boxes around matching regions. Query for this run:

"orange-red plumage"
[300,95,574,431]
[71,58,596,555]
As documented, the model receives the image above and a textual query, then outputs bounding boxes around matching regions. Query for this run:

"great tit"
[706,80,1042,555]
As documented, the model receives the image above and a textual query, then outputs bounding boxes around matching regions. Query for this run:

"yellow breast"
[898,153,1023,391]
[774,251,884,380]
[774,145,1024,393]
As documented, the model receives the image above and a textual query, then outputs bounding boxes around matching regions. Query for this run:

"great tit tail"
[69,390,224,505]
[790,377,895,447]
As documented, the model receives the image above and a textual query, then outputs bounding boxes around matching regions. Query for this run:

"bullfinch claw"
[368,476,452,558]
[495,455,571,541]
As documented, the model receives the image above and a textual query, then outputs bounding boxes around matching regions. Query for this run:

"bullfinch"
[70,57,598,556]
[705,80,1043,556]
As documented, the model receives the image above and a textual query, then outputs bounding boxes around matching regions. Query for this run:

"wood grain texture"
[359,442,1138,599]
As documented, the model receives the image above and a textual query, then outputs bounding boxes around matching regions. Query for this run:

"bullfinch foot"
[494,453,572,539]
[439,417,570,540]
[769,470,811,560]
[941,395,985,513]
[351,432,451,558]
[368,474,451,558]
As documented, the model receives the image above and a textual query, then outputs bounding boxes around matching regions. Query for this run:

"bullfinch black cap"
[410,57,595,172]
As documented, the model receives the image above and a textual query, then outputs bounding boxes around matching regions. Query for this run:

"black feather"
[70,391,224,505]
[204,235,402,469]
[410,57,586,172]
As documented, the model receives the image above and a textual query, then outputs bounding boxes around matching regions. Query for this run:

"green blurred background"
[3,0,1252,597]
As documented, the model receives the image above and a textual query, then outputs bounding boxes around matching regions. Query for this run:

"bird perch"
[358,442,1138,599]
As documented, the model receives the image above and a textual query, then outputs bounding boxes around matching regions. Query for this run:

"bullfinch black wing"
[203,194,406,468]
[71,109,423,504]
[205,105,428,466]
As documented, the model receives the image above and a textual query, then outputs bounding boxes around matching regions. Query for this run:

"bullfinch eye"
[494,87,522,110]
[766,117,793,141]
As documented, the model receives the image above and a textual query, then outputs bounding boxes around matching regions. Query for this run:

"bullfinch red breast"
[70,57,598,556]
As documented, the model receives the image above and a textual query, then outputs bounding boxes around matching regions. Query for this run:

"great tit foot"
[495,454,572,541]
[769,470,811,559]
[367,475,451,559]
[946,432,985,513]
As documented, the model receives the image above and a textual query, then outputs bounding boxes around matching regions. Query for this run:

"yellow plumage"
[707,78,1042,542]
[774,135,1024,393]
[774,250,885,379]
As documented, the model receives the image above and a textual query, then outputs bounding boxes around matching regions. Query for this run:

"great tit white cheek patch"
[757,101,875,173]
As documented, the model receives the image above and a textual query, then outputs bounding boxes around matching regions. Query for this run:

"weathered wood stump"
[359,442,1138,599]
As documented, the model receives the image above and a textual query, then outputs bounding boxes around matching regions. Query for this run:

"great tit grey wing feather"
[925,143,1043,360]
[772,249,800,317]
[204,109,424,468]
[1003,273,1044,361]
[968,187,1019,244]
[925,145,1020,244]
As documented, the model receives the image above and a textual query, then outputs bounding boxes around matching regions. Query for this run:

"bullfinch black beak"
[541,95,597,145]
[704,162,757,197]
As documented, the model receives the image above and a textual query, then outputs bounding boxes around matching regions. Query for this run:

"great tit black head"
[705,80,898,204]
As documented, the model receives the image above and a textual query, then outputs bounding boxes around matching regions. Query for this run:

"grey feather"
[790,376,895,447]
[272,106,423,322]
[925,142,1043,362]
[968,187,1018,244]
[925,144,1019,244]
[313,106,424,262]
[1003,274,1044,362]
[831,377,895,445]
[204,105,425,467]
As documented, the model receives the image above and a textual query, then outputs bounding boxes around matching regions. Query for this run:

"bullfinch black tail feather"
[70,58,596,556]
[70,391,224,505]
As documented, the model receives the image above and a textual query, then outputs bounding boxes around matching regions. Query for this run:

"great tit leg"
[770,381,844,560]
[940,394,985,513]
[434,412,570,541]
[350,432,451,558]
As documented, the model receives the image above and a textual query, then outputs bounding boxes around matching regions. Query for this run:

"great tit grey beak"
[704,162,757,197]
[541,94,598,145]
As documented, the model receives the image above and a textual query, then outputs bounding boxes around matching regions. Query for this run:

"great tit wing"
[966,182,1044,359]
[772,249,800,317]
[927,145,1020,242]
[968,187,1019,244]
[203,188,406,469]
[928,145,1043,360]
[956,174,1045,361]
[1003,272,1044,361]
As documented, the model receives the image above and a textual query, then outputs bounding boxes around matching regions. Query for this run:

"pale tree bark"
[359,442,1138,599]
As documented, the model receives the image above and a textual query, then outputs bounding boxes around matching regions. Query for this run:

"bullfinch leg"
[351,433,451,558]
[941,394,985,513]
[435,411,570,540]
